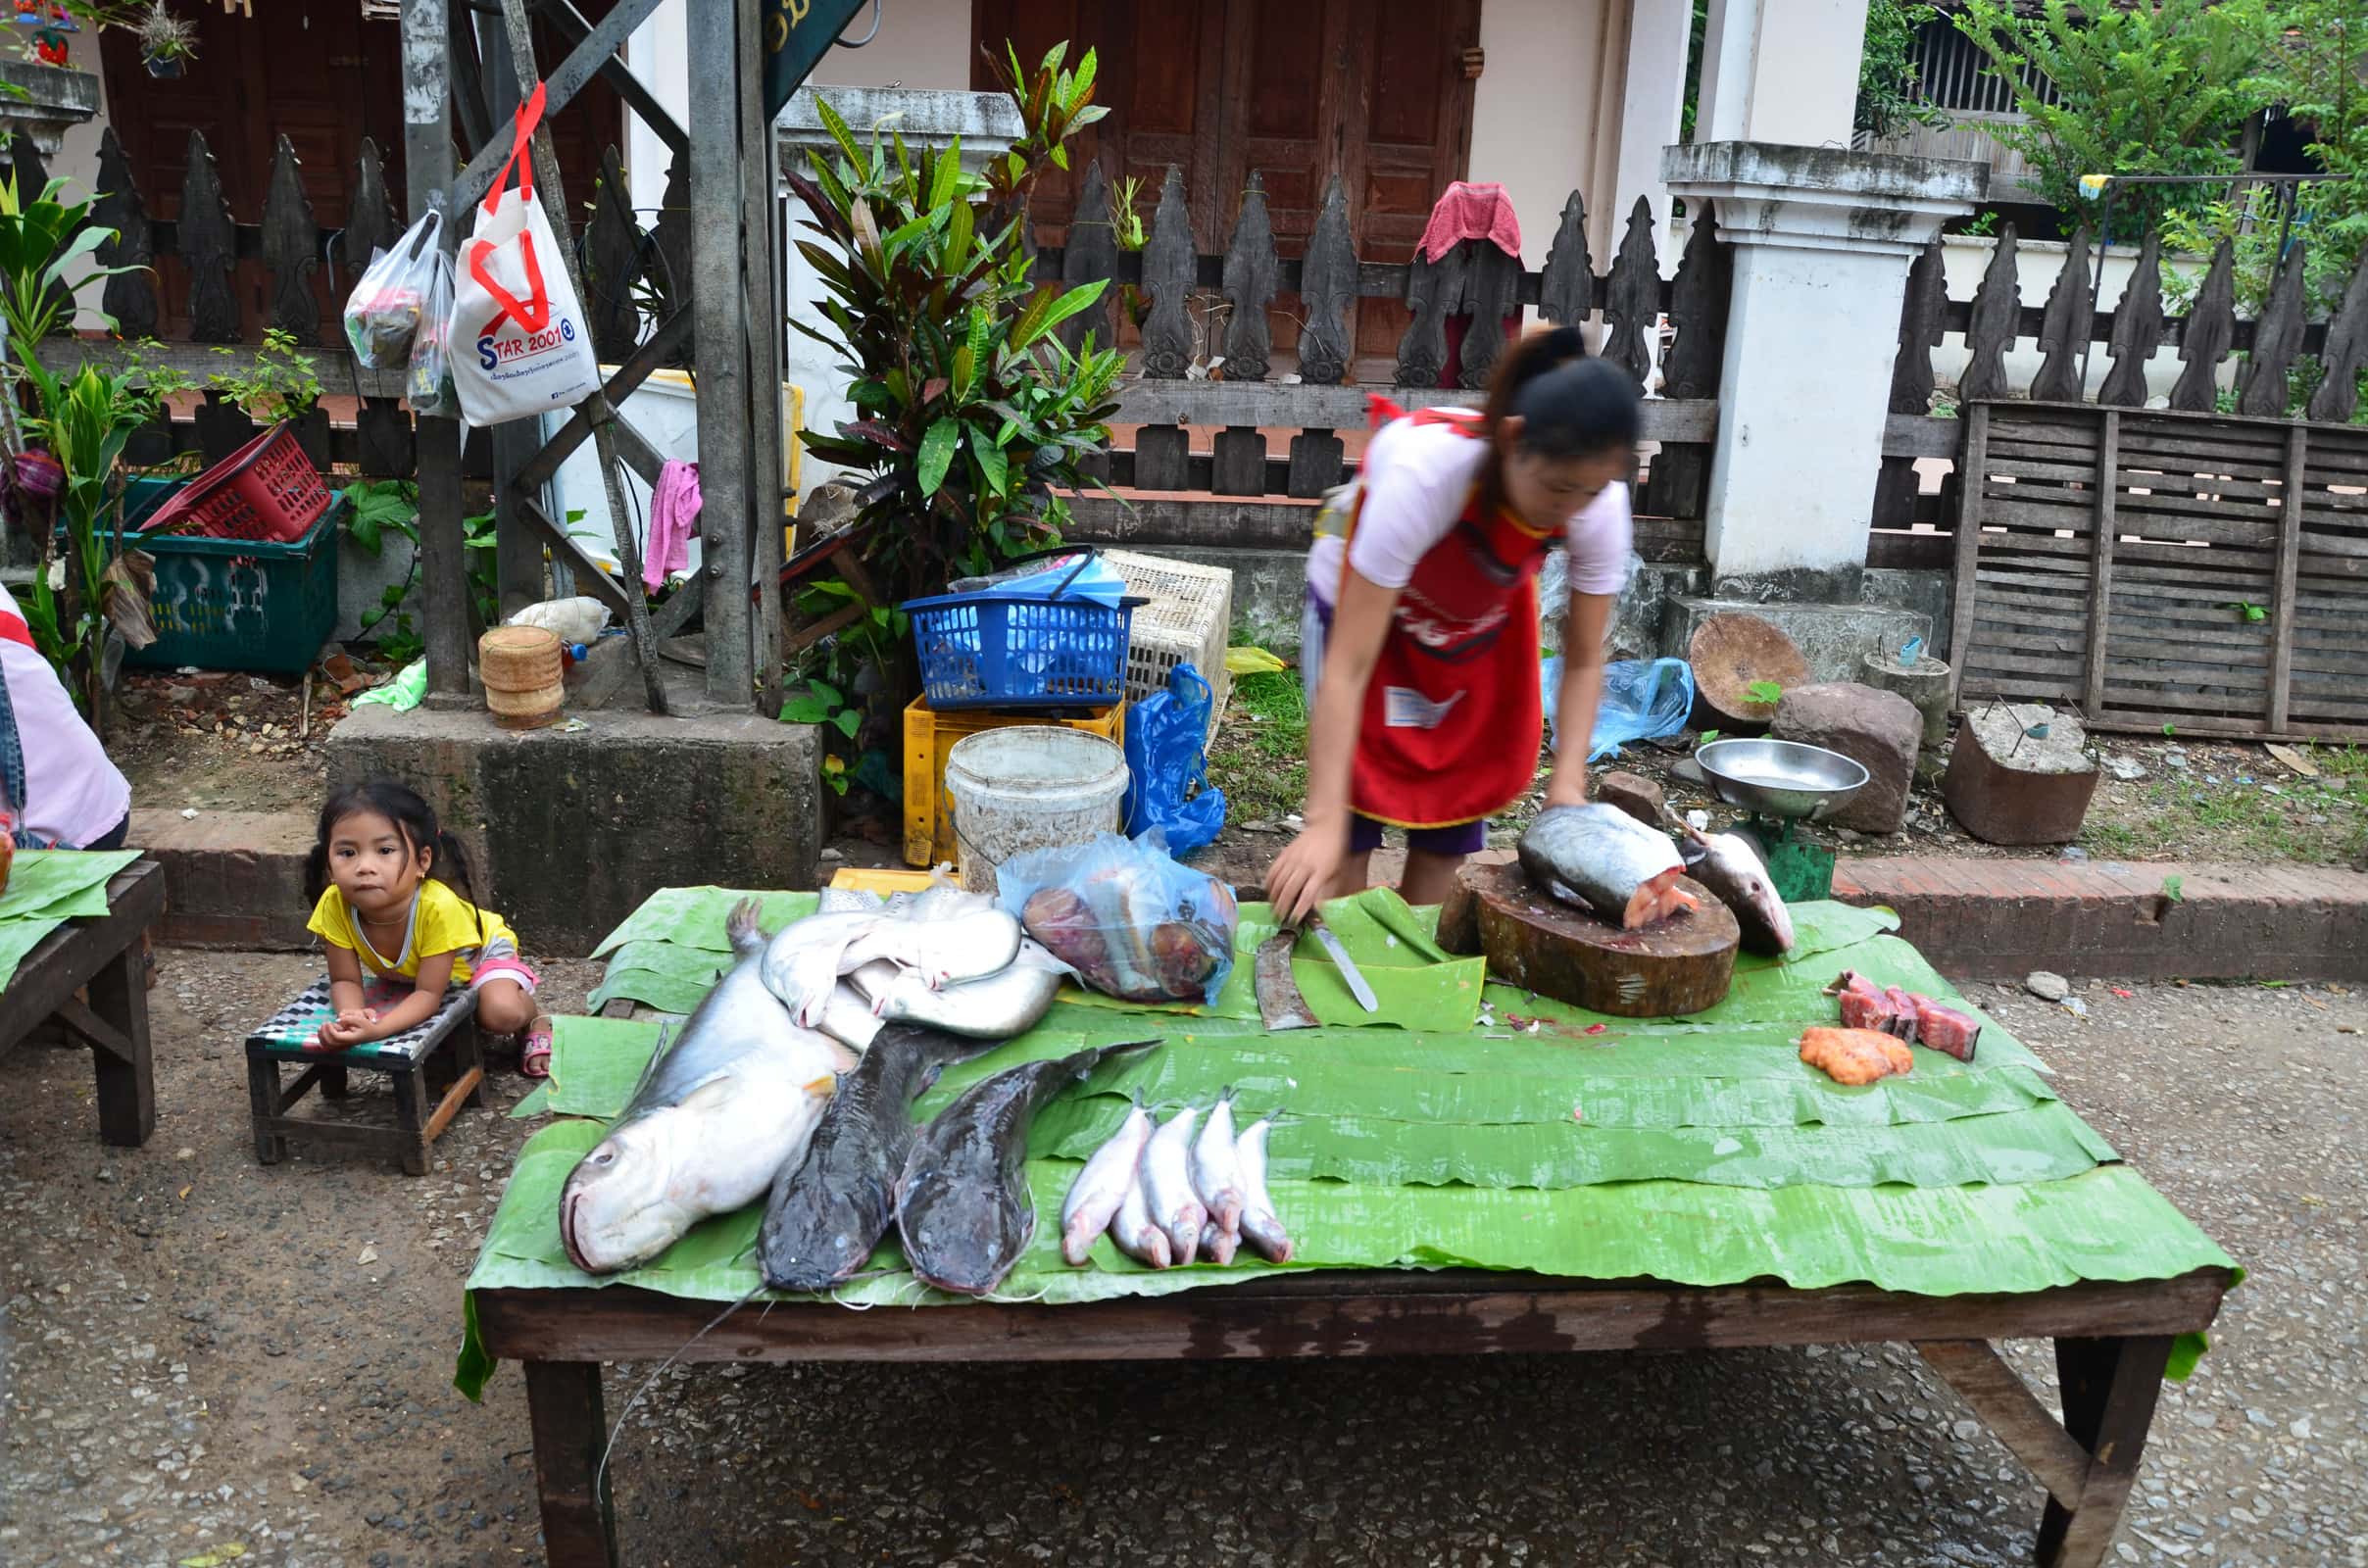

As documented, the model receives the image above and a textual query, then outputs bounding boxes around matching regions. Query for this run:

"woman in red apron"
[1269,328,1641,919]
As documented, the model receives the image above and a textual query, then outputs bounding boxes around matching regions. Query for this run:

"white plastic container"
[943,726,1129,895]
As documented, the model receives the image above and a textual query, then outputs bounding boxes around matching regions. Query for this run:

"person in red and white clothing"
[1268,327,1641,921]
[1,581,132,850]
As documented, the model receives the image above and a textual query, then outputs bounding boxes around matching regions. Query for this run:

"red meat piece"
[1833,972,1894,1033]
[1910,996,1982,1062]
[1882,987,1921,1046]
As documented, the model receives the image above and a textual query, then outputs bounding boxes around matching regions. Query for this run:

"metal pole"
[495,0,671,714]
[690,0,755,708]
[402,0,473,705]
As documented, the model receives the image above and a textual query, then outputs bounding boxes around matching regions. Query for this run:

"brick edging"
[1832,857,2368,982]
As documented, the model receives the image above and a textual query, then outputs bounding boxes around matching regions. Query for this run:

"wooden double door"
[974,0,1482,359]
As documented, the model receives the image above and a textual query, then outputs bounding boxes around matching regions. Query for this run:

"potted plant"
[132,0,192,76]
[784,42,1120,804]
[205,326,325,466]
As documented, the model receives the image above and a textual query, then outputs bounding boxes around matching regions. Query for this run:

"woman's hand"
[1267,818,1349,925]
[1541,767,1589,811]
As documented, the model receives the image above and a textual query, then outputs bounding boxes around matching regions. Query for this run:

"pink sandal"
[519,1016,554,1079]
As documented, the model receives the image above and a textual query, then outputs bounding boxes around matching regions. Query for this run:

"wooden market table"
[0,860,164,1147]
[474,1261,2232,1568]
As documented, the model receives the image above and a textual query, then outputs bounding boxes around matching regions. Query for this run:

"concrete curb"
[1833,858,2368,982]
[127,808,319,951]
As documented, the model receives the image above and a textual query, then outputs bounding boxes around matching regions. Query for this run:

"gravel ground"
[2,955,2361,1567]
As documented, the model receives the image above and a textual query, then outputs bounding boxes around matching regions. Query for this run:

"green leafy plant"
[134,1,197,65]
[2162,873,2186,904]
[1957,211,2001,238]
[2163,722,2179,738]
[785,41,1123,622]
[1744,679,1785,706]
[1698,729,1721,746]
[780,676,864,796]
[339,479,425,662]
[207,328,321,424]
[1857,1,1950,140]
[2228,599,2269,624]
[1951,0,2274,230]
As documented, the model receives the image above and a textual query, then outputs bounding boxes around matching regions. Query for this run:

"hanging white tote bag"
[448,82,600,428]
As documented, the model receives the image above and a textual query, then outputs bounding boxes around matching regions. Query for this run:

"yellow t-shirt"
[307,878,518,984]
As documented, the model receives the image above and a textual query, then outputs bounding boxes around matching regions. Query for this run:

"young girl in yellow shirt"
[302,779,551,1075]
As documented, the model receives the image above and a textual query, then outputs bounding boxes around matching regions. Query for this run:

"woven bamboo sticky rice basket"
[479,626,565,729]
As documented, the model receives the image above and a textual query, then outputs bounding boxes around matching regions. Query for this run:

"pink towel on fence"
[1415,181,1522,264]
[645,460,702,592]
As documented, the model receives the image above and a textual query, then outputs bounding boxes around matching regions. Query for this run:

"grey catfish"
[758,1024,999,1292]
[560,899,854,1275]
[1680,826,1796,956]
[895,1039,1161,1296]
[851,939,1068,1040]
[1518,804,1700,929]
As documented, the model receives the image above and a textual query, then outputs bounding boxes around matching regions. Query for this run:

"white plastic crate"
[1104,549,1233,725]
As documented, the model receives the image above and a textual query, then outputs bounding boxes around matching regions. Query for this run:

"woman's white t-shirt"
[1,582,132,847]
[1306,416,1634,608]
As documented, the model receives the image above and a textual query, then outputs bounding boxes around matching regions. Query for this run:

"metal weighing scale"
[1694,739,1872,903]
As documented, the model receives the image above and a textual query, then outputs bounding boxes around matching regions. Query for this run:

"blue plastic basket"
[905,567,1143,710]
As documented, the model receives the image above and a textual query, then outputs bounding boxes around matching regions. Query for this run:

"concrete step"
[1834,857,2368,982]
[127,808,318,950]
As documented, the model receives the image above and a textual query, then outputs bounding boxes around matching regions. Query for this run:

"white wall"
[1931,234,2216,403]
[1698,0,1863,148]
[1469,0,1608,270]
[806,0,970,91]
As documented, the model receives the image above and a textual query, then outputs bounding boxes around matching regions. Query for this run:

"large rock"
[1770,681,1920,834]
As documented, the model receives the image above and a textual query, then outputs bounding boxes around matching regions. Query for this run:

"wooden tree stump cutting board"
[1447,860,1740,1017]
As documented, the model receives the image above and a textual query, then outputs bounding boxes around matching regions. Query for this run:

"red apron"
[1340,408,1554,829]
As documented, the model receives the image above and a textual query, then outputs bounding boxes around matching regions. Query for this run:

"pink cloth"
[645,460,702,592]
[1415,181,1522,265]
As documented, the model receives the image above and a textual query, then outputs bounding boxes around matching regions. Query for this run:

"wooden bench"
[244,977,485,1175]
[0,861,165,1148]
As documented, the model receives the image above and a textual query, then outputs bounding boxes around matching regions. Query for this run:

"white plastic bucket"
[943,726,1130,895]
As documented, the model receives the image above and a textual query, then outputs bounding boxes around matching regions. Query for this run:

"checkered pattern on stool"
[247,977,472,1062]
[243,978,488,1175]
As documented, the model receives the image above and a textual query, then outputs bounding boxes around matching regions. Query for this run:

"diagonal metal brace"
[490,0,669,713]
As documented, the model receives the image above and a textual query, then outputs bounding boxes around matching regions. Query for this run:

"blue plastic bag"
[996,829,1240,1004]
[1123,663,1226,856]
[1542,656,1697,761]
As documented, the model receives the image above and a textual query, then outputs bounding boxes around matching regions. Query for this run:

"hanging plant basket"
[141,50,182,77]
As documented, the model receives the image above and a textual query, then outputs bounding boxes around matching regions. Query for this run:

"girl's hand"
[1267,820,1348,925]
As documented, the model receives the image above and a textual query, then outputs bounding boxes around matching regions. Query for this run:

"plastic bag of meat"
[995,831,1241,1005]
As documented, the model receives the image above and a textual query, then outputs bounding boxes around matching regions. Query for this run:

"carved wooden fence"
[1874,225,2368,571]
[1014,162,1732,564]
[1892,226,2368,740]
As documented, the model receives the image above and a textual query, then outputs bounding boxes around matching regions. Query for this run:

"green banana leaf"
[589,888,820,956]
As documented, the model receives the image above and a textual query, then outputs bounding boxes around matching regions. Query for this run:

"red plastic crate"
[138,421,329,543]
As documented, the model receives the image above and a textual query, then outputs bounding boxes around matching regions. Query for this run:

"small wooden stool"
[244,978,487,1175]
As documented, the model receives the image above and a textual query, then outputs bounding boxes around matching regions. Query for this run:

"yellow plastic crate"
[827,867,935,896]
[903,695,1124,868]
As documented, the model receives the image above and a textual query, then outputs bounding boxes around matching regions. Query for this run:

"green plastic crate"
[115,494,346,675]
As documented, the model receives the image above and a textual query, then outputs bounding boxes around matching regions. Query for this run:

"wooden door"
[980,0,1478,363]
[98,6,622,343]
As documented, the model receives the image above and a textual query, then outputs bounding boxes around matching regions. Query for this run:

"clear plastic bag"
[405,234,457,418]
[344,209,444,370]
[1543,656,1697,760]
[1122,662,1225,857]
[996,831,1240,1005]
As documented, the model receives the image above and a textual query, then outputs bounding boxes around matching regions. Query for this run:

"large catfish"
[895,1039,1160,1296]
[560,899,853,1275]
[758,1024,999,1292]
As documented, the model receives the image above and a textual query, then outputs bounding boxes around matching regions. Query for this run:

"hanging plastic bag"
[448,82,600,428]
[343,208,444,369]
[996,831,1240,1006]
[1122,662,1225,857]
[1542,655,1697,760]
[406,220,458,418]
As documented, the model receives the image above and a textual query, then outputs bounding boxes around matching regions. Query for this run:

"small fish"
[1059,1103,1157,1266]
[896,1039,1160,1296]
[758,910,894,1029]
[1199,1218,1239,1266]
[1189,1090,1246,1236]
[1110,1157,1171,1268]
[855,939,1066,1041]
[1236,1117,1294,1264]
[1680,826,1795,955]
[1142,1106,1206,1266]
[813,981,883,1053]
[1519,805,1699,928]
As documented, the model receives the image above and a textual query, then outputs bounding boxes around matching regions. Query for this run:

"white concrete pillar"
[625,12,691,219]
[1697,0,1867,150]
[1663,142,1982,588]
[1611,0,1695,262]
